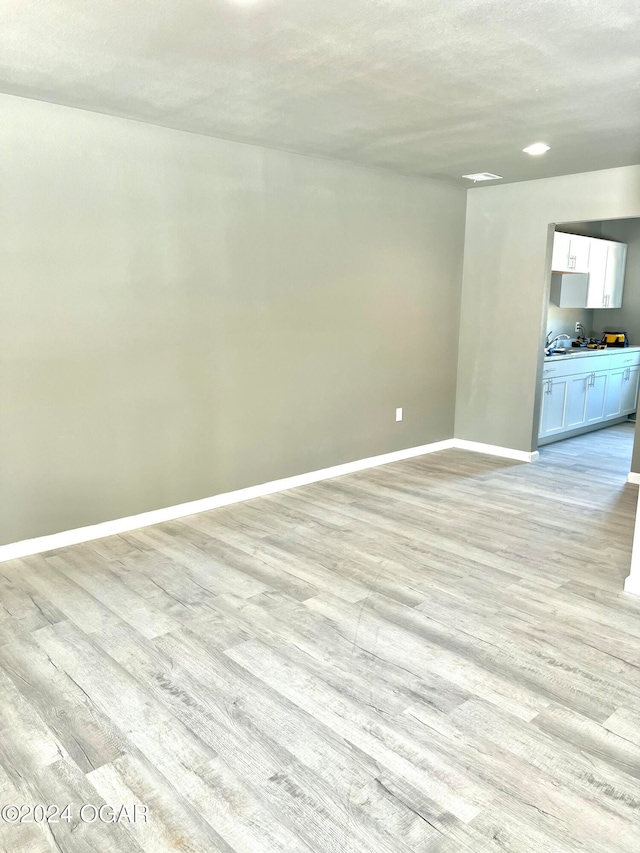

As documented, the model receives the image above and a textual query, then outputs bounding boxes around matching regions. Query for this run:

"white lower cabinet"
[539,352,640,442]
[621,366,640,414]
[604,365,639,418]
[604,368,626,418]
[540,377,569,438]
[564,375,589,429]
[585,372,608,423]
[539,372,606,440]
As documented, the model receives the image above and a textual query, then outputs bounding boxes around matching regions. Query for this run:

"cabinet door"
[584,372,608,423]
[621,366,640,414]
[569,235,591,273]
[564,375,588,428]
[585,239,608,308]
[551,232,571,272]
[604,368,626,418]
[604,242,627,309]
[550,273,589,308]
[539,377,569,438]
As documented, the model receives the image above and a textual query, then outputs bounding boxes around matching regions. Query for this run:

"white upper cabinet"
[603,241,627,309]
[551,232,590,273]
[569,235,591,273]
[550,273,589,308]
[551,232,572,272]
[550,232,627,309]
[585,239,608,308]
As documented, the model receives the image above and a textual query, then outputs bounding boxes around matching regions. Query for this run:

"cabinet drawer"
[543,354,610,378]
[609,351,640,369]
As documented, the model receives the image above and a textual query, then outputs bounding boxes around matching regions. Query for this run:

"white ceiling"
[1,0,639,184]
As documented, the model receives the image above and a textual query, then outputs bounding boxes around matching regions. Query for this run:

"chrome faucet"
[545,333,571,355]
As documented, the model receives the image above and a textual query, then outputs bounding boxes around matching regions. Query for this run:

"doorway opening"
[537,216,640,482]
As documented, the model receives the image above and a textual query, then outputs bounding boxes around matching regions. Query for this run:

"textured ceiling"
[1,0,639,184]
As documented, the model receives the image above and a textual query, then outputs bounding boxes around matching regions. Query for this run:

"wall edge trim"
[452,439,539,463]
[1,438,458,562]
[0,437,542,562]
[624,574,640,596]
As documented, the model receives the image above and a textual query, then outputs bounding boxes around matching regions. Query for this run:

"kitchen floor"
[1,425,640,852]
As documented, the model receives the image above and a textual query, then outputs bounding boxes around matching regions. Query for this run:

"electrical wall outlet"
[395,407,403,422]
[575,322,581,333]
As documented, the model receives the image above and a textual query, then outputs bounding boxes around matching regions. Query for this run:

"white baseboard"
[0,438,458,563]
[452,439,540,464]
[627,472,640,485]
[0,436,541,564]
[624,574,640,596]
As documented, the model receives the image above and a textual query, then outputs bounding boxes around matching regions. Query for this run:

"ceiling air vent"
[462,172,503,182]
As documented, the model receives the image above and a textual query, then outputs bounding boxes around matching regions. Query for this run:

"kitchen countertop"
[544,345,640,362]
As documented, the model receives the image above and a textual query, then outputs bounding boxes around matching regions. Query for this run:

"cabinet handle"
[590,372,596,387]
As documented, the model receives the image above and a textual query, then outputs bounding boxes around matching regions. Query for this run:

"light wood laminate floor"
[2,423,640,852]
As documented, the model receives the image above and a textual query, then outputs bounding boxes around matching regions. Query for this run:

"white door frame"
[625,490,640,596]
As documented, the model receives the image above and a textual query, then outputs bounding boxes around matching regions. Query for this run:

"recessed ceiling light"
[523,142,550,156]
[462,172,503,182]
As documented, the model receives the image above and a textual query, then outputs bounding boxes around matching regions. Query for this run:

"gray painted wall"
[546,305,595,339]
[556,222,604,238]
[0,94,466,545]
[455,166,640,452]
